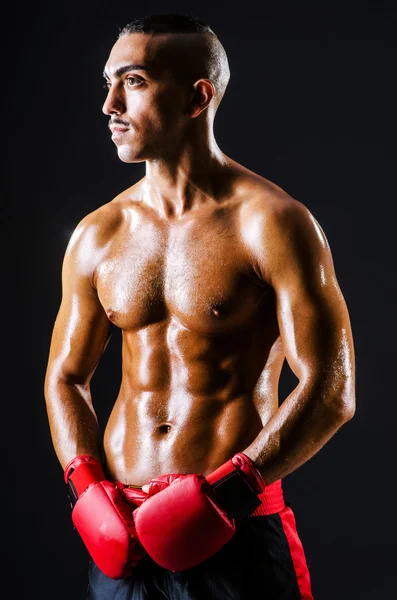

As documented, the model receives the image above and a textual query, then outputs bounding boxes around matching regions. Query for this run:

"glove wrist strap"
[64,455,105,507]
[207,453,265,521]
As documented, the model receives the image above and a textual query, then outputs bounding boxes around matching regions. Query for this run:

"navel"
[157,423,172,435]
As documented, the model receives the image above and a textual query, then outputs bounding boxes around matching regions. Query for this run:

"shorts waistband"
[250,479,285,516]
[119,477,285,516]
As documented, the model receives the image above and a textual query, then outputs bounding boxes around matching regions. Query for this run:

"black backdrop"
[3,1,396,598]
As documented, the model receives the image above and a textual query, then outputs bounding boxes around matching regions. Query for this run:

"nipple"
[106,307,116,322]
[210,302,228,319]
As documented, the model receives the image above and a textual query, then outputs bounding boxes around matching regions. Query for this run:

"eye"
[103,81,111,91]
[126,76,141,86]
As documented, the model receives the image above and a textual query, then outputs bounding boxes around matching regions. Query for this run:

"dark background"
[4,1,396,598]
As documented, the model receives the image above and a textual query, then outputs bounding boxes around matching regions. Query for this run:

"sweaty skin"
[44,32,355,488]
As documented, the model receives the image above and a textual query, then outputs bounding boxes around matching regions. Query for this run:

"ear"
[188,79,216,118]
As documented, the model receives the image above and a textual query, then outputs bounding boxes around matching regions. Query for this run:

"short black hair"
[119,13,214,36]
[118,13,230,111]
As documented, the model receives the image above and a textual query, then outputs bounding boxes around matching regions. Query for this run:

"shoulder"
[66,180,144,254]
[226,158,308,224]
[235,171,331,283]
[63,204,119,270]
[237,170,318,236]
[237,171,314,233]
[62,181,144,283]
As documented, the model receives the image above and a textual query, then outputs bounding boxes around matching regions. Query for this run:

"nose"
[102,84,125,116]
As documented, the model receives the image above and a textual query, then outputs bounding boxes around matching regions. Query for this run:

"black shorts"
[86,504,313,600]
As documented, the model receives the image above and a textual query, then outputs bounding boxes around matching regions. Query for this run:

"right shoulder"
[67,177,146,249]
[67,178,146,253]
[62,200,124,285]
[67,202,123,251]
[62,181,145,284]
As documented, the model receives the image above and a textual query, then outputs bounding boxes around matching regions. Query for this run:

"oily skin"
[44,33,356,487]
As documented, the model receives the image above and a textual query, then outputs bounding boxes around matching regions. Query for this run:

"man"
[44,12,356,600]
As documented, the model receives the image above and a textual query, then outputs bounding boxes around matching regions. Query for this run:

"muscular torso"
[92,175,286,485]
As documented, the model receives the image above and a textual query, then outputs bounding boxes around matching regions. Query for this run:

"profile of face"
[102,33,206,163]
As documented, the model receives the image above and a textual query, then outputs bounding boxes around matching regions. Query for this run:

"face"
[102,34,192,163]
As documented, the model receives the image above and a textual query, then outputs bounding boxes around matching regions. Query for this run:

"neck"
[143,124,230,219]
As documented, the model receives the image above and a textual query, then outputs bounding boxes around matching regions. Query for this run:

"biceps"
[47,292,112,385]
[276,276,353,386]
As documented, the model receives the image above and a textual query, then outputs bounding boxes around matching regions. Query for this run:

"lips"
[110,126,129,134]
[110,126,130,141]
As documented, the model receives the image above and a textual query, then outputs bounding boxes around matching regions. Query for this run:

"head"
[102,13,230,162]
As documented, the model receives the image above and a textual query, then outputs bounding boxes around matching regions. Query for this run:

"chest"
[95,211,268,334]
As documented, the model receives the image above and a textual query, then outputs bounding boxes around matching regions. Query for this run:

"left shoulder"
[238,171,325,241]
[236,173,333,285]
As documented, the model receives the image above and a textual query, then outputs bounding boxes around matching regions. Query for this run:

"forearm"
[244,379,355,484]
[44,379,102,470]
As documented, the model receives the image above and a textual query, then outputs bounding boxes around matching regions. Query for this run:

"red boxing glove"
[133,452,265,572]
[64,455,145,579]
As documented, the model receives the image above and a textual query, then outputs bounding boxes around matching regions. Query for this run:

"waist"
[120,477,285,517]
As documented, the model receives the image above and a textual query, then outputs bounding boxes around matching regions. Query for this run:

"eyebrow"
[103,64,152,79]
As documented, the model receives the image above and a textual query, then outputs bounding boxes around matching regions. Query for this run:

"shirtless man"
[44,13,356,600]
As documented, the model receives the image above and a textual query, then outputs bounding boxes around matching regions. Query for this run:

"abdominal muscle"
[102,324,283,486]
[103,389,267,486]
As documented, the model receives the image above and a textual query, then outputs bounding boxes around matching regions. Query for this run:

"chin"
[117,144,147,163]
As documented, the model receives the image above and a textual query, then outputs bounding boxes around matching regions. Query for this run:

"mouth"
[110,126,130,138]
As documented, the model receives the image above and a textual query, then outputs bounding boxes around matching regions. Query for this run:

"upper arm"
[249,197,355,409]
[45,217,113,387]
